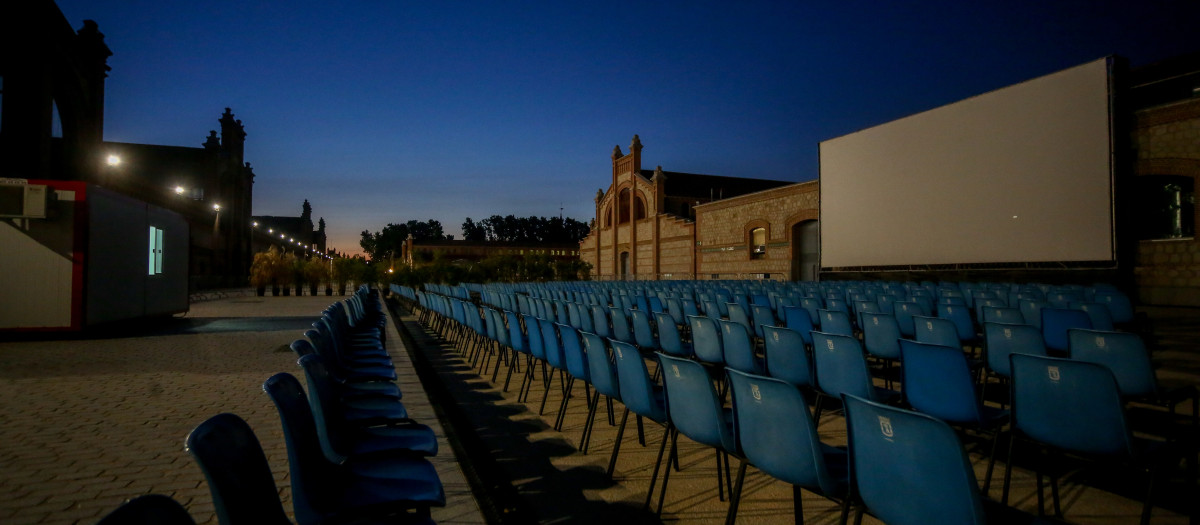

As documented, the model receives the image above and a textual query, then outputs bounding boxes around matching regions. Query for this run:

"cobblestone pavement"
[0,294,483,525]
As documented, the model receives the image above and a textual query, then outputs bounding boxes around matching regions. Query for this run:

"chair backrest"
[981,306,1024,325]
[657,353,736,451]
[611,340,666,422]
[505,310,527,354]
[580,331,619,399]
[97,494,197,525]
[609,306,636,344]
[800,297,824,327]
[682,298,700,319]
[630,309,659,350]
[666,297,686,325]
[912,315,961,349]
[654,311,692,357]
[522,314,546,360]
[762,325,814,388]
[1072,302,1115,332]
[590,305,612,338]
[720,318,763,374]
[1019,299,1050,330]
[983,322,1046,378]
[1068,329,1157,398]
[557,323,590,381]
[540,318,566,369]
[816,309,854,337]
[936,303,976,343]
[566,302,584,330]
[843,394,987,525]
[186,413,292,525]
[750,304,776,338]
[860,312,902,360]
[892,301,927,338]
[688,315,725,365]
[782,305,816,345]
[296,353,391,463]
[973,298,1008,325]
[727,302,753,332]
[1094,289,1134,324]
[727,369,838,495]
[261,373,343,524]
[1040,308,1093,352]
[1010,354,1133,457]
[811,331,877,401]
[899,340,984,424]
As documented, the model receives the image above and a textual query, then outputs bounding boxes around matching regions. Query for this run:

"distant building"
[253,199,329,257]
[401,237,579,267]
[579,135,817,280]
[2,1,256,290]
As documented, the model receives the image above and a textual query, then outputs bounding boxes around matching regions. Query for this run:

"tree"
[359,219,448,262]
[461,217,487,241]
[473,214,590,243]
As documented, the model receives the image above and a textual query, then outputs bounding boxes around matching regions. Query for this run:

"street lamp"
[174,186,186,195]
[106,155,121,167]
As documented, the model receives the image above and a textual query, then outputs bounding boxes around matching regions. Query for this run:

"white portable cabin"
[0,179,189,330]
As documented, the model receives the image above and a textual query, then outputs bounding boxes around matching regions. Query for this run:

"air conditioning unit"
[0,179,51,219]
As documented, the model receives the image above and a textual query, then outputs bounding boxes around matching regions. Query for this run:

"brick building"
[579,135,814,280]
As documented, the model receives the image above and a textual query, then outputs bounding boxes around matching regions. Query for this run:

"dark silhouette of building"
[2,1,256,290]
[253,199,329,257]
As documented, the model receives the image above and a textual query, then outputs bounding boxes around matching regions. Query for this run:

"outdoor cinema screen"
[818,57,1115,269]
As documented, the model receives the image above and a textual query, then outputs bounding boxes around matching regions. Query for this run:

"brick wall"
[695,181,818,278]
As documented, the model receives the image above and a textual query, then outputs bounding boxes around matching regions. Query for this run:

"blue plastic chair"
[913,315,962,349]
[1071,302,1115,332]
[1068,328,1198,422]
[782,305,816,346]
[1019,299,1050,330]
[762,325,814,389]
[899,339,1007,495]
[653,311,693,358]
[655,353,739,516]
[981,306,1025,325]
[516,314,546,404]
[1003,354,1175,524]
[892,301,928,338]
[590,304,612,339]
[262,374,445,524]
[937,303,979,345]
[580,331,620,454]
[800,297,824,328]
[609,341,670,503]
[860,311,903,388]
[750,304,778,339]
[816,309,854,337]
[539,318,568,416]
[1094,289,1135,324]
[688,315,725,365]
[843,394,1028,525]
[1040,307,1092,354]
[630,309,660,352]
[555,323,590,432]
[610,306,637,345]
[726,369,850,524]
[185,414,292,525]
[810,331,900,425]
[720,318,764,374]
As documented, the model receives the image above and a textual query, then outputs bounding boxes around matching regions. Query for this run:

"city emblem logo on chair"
[1047,365,1060,382]
[772,332,779,342]
[1096,336,1106,348]
[751,383,762,401]
[825,339,834,350]
[1004,327,1013,338]
[672,364,680,378]
[925,320,934,331]
[878,415,894,440]
[872,317,879,325]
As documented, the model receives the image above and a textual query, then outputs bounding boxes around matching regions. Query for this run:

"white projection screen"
[819,57,1115,269]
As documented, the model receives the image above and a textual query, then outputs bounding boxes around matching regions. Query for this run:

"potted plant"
[332,257,354,295]
[304,258,329,297]
[291,256,306,296]
[277,253,294,295]
[249,247,279,296]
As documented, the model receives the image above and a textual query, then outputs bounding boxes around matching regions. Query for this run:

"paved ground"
[393,300,1200,525]
[0,293,483,525]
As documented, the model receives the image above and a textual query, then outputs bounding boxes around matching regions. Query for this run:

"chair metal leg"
[1140,467,1155,525]
[725,460,748,525]
[581,390,599,453]
[636,415,646,446]
[655,427,678,515]
[793,485,804,524]
[982,428,1001,496]
[715,450,726,502]
[1002,431,1017,505]
[555,376,574,431]
[607,408,630,477]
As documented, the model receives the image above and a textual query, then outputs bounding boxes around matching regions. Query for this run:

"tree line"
[360,215,590,262]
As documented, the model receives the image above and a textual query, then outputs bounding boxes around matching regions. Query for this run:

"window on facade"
[148,226,164,275]
[1133,175,1195,240]
[749,227,767,259]
[617,189,647,224]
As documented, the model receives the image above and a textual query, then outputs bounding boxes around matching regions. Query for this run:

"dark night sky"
[52,0,1200,255]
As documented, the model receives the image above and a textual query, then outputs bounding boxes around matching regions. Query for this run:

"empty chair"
[782,305,816,346]
[579,331,620,454]
[1040,307,1092,354]
[937,303,979,346]
[653,311,693,358]
[609,307,637,345]
[762,325,814,389]
[96,495,196,525]
[726,303,754,338]
[843,395,1032,525]
[899,339,1007,495]
[688,315,725,366]
[892,301,928,338]
[263,374,445,524]
[1071,302,1115,331]
[630,309,660,352]
[816,309,854,337]
[1094,289,1135,324]
[981,306,1025,325]
[654,354,739,516]
[609,340,670,502]
[800,297,824,328]
[720,318,764,374]
[186,413,293,525]
[810,331,900,425]
[590,304,612,339]
[913,315,962,349]
[750,304,778,339]
[983,322,1047,380]
[860,311,903,388]
[539,318,569,416]
[555,323,591,432]
[726,369,850,524]
[1003,354,1184,524]
[1068,328,1198,421]
[1019,299,1050,330]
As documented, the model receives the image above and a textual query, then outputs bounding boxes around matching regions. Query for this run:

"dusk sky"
[53,1,1200,256]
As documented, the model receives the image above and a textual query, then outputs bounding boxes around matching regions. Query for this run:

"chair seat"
[346,423,439,457]
[343,396,410,423]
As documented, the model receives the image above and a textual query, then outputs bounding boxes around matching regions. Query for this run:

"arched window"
[749,227,767,259]
[617,189,647,224]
